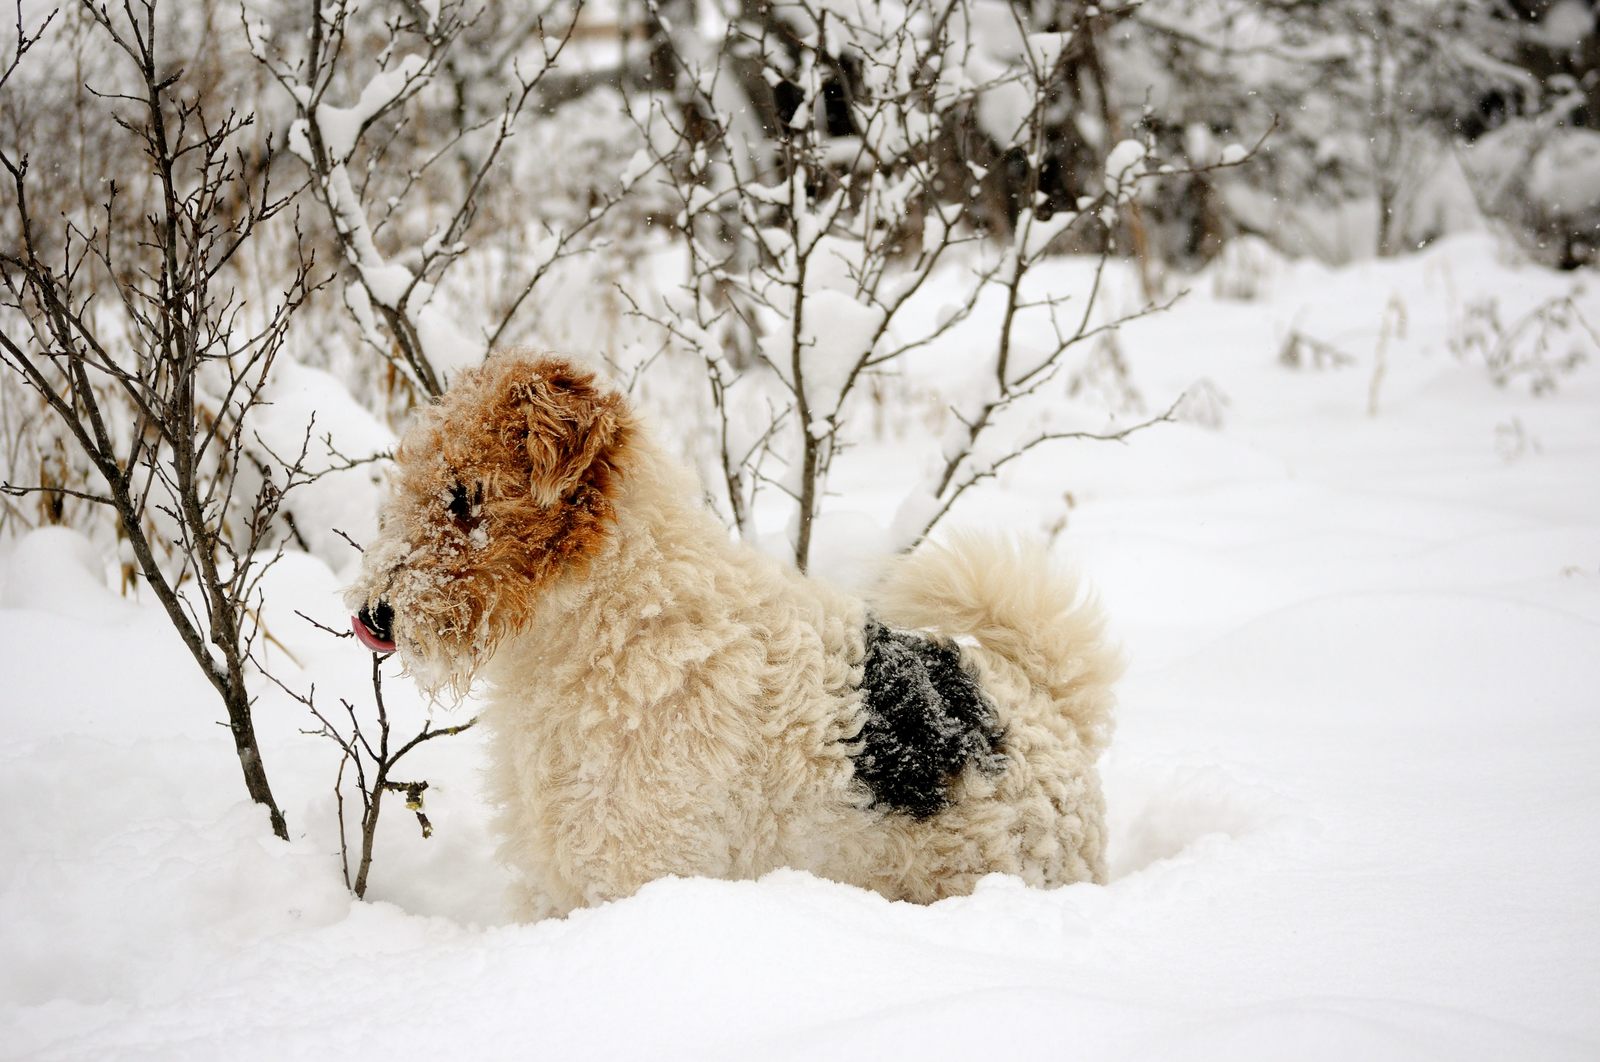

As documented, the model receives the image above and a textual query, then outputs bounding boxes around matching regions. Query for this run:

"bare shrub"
[1451,293,1597,395]
[246,0,651,403]
[268,618,477,898]
[627,0,1262,568]
[0,1,323,838]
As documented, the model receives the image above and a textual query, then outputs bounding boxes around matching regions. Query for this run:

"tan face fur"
[346,352,630,694]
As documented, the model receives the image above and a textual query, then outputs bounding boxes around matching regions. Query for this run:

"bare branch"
[913,397,1183,549]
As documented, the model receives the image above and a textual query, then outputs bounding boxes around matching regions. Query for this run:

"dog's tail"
[870,533,1122,753]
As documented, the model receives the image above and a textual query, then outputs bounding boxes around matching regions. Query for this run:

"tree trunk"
[225,680,289,840]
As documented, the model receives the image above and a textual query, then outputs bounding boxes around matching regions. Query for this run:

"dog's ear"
[515,363,625,507]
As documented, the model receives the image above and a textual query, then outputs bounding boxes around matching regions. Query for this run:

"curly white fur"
[348,353,1122,919]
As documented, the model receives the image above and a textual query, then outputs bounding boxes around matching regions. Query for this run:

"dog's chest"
[848,620,1007,820]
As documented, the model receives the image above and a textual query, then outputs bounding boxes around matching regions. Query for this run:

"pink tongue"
[351,615,397,653]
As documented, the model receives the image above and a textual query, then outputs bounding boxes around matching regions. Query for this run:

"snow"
[1524,0,1593,51]
[0,527,135,621]
[250,357,395,570]
[279,53,494,389]
[975,78,1034,144]
[1104,139,1148,190]
[1020,206,1079,260]
[794,288,886,414]
[755,233,888,417]
[1218,142,1248,165]
[316,55,428,163]
[1526,129,1600,218]
[3,235,1600,1058]
[1025,31,1073,71]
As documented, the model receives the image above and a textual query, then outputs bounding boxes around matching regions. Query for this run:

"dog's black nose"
[357,600,394,643]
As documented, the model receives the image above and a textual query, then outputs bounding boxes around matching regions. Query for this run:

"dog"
[347,350,1121,919]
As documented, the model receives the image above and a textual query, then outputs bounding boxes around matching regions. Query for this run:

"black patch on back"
[850,619,1007,819]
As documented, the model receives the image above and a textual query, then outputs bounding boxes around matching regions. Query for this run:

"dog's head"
[345,351,630,694]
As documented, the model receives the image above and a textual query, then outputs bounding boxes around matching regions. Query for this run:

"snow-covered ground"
[2,235,1597,1059]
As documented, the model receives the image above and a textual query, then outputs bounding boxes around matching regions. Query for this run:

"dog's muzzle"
[353,601,397,653]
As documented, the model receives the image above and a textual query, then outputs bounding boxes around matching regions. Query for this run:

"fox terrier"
[347,350,1121,919]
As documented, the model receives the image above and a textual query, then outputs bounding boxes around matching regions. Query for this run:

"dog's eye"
[445,481,486,530]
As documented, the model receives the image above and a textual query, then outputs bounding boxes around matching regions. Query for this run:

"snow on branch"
[619,0,1272,569]
[248,0,616,398]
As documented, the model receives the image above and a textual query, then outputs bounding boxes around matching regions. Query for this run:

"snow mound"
[0,526,127,621]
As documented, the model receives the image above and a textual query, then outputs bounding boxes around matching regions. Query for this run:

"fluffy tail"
[870,533,1122,753]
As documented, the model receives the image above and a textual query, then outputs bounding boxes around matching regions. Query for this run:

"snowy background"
[3,0,1600,1058]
